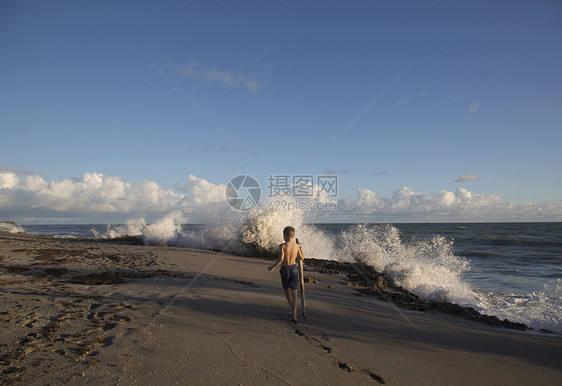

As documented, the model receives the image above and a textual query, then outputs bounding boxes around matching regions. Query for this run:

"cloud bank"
[1,171,561,223]
[0,171,227,223]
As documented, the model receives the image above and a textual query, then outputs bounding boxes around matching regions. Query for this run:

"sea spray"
[92,217,146,239]
[240,207,305,252]
[474,279,562,332]
[239,207,336,259]
[338,223,476,304]
[142,211,185,245]
[176,212,252,254]
[0,221,24,233]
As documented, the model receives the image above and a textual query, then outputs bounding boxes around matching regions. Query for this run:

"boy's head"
[283,226,295,241]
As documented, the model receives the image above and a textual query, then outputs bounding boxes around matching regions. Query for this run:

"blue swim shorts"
[280,264,299,290]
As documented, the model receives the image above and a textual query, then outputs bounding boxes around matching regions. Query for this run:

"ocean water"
[16,215,562,333]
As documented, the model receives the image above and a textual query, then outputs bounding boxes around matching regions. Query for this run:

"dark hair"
[283,226,295,238]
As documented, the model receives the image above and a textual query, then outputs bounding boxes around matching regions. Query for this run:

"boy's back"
[279,240,302,266]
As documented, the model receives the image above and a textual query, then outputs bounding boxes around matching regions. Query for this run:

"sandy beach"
[1,232,560,385]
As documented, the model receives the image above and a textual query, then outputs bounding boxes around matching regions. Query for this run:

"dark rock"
[304,275,318,284]
[302,257,528,332]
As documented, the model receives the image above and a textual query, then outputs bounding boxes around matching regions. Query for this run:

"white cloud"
[0,172,19,190]
[179,61,259,92]
[455,174,479,182]
[179,174,227,206]
[333,186,562,222]
[0,171,239,223]
[0,172,186,220]
[468,101,479,113]
[1,170,561,223]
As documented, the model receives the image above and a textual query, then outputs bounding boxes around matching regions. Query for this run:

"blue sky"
[1,0,561,223]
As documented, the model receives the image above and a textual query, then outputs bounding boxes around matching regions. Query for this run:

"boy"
[268,226,304,323]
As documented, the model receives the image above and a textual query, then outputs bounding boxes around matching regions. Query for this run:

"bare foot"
[292,315,298,323]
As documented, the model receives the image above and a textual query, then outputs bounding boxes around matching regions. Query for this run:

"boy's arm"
[268,244,284,272]
[297,241,304,261]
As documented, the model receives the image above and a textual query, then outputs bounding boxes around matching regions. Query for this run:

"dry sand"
[0,232,560,385]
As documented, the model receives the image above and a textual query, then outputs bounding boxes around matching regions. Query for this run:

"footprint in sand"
[294,329,385,384]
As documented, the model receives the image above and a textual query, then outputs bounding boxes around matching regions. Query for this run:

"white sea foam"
[473,279,562,333]
[130,204,337,259]
[0,221,24,233]
[337,225,561,332]
[92,217,146,239]
[238,206,336,259]
[338,223,476,304]
[142,211,186,245]
[91,212,186,246]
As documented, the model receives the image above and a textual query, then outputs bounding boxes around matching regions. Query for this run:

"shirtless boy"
[268,226,304,323]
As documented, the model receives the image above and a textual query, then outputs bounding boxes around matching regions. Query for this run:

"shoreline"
[3,231,558,332]
[1,232,561,384]
[92,233,546,333]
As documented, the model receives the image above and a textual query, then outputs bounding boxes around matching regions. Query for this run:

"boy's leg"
[284,289,294,309]
[290,289,298,316]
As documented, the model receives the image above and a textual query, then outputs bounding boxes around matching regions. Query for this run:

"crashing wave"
[0,221,24,233]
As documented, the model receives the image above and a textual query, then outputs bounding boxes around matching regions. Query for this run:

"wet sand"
[1,232,561,385]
